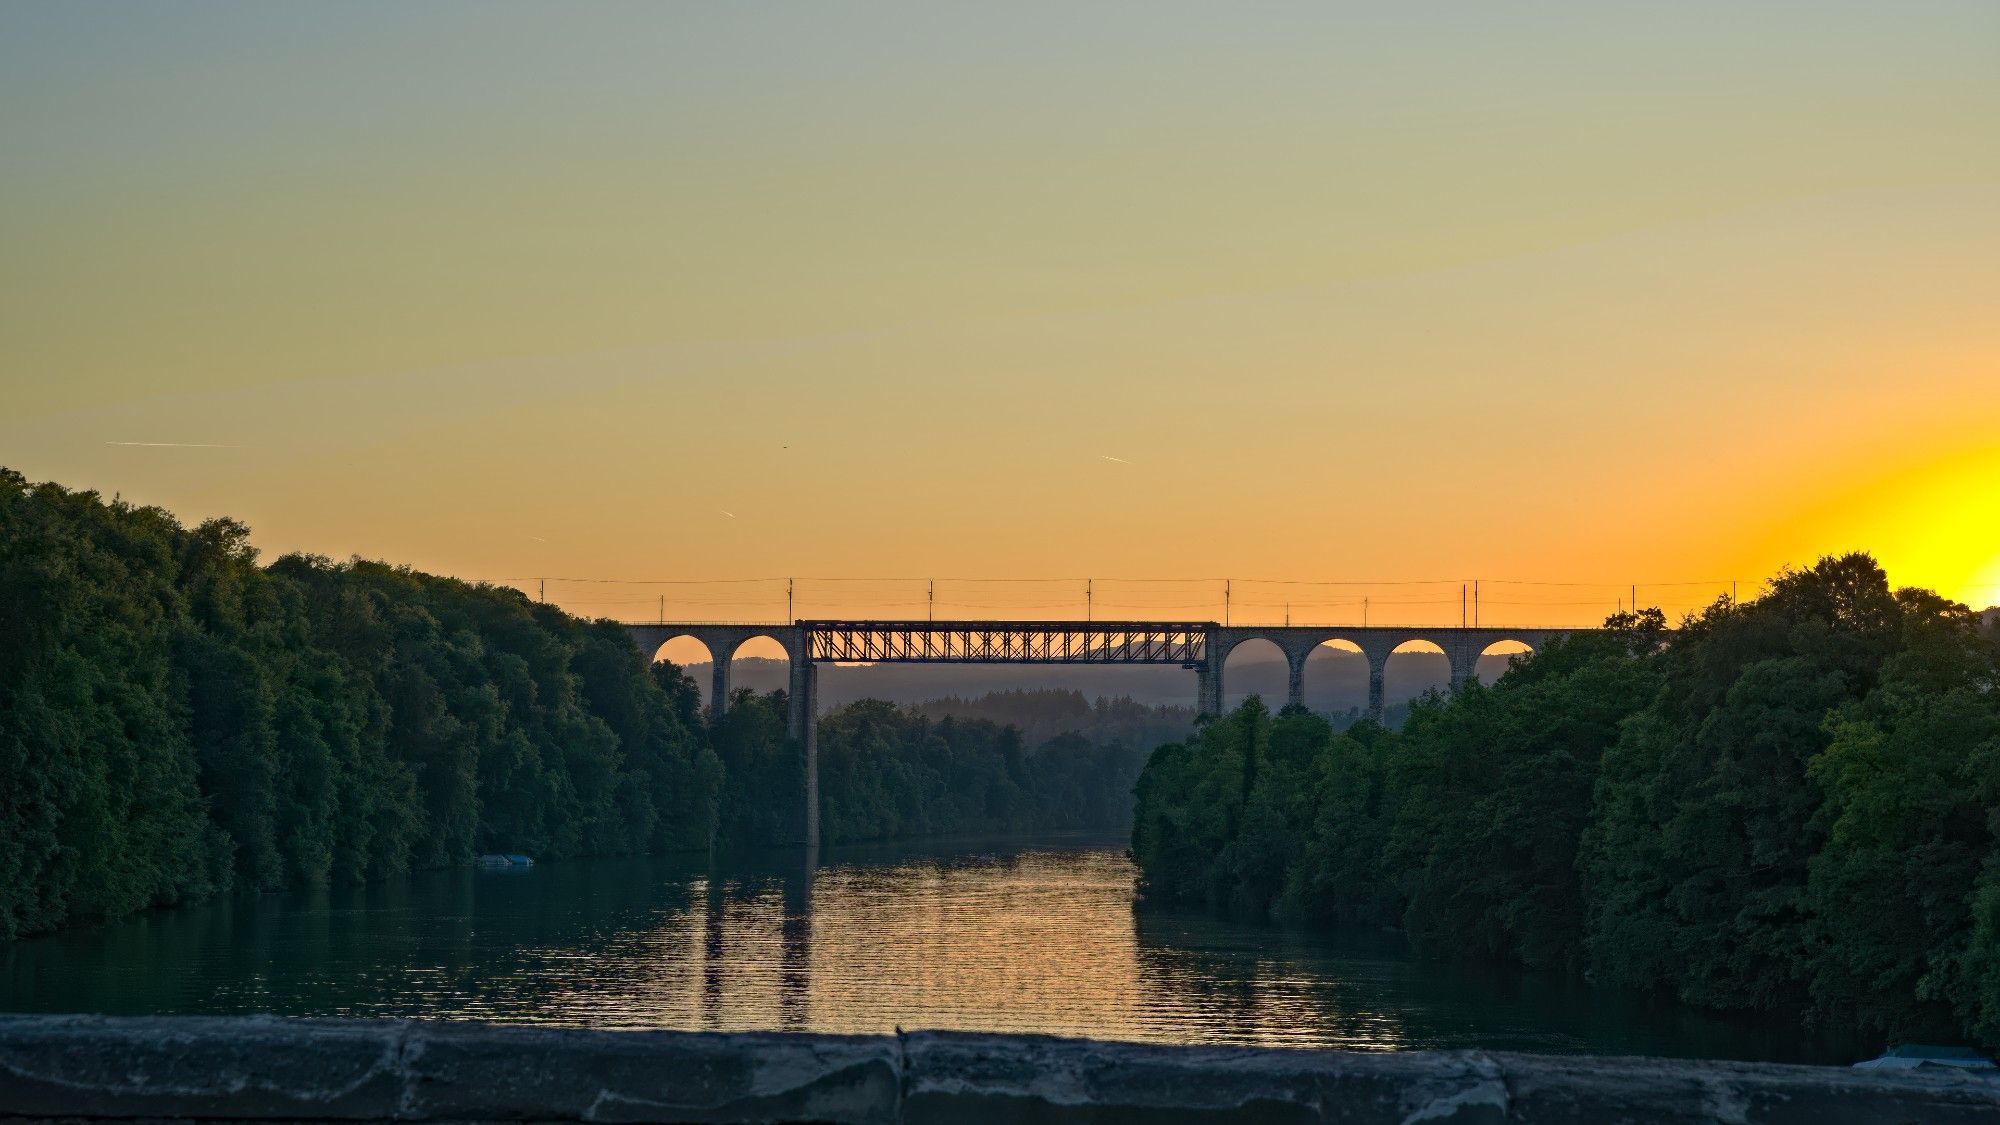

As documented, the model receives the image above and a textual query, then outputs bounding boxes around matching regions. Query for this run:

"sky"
[3,2,1997,627]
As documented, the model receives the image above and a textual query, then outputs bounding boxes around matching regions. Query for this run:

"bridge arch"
[1220,637,1287,711]
[732,632,800,664]
[728,632,799,664]
[1299,639,1367,717]
[648,633,717,670]
[720,633,799,715]
[1474,638,1537,684]
[1383,638,1452,715]
[623,625,808,724]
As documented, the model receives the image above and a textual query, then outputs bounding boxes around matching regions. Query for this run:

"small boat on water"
[1852,1044,1997,1073]
[476,853,535,868]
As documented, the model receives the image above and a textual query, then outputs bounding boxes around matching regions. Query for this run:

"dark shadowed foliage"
[0,470,1176,937]
[816,697,1152,845]
[0,470,721,939]
[1133,555,2000,1050]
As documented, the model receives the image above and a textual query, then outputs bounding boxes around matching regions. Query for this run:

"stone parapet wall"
[2,1014,1997,1123]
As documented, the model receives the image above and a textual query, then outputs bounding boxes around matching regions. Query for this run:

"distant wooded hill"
[908,689,1192,751]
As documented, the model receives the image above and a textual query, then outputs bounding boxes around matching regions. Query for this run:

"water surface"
[0,835,1849,1062]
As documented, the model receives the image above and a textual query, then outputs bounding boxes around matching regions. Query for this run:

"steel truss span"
[803,621,1210,664]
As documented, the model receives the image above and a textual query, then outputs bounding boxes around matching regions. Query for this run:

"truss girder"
[803,621,1209,664]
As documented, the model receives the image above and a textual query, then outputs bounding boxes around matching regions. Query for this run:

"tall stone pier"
[624,624,817,847]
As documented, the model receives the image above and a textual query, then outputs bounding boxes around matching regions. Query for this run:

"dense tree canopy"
[0,470,727,939]
[912,689,1191,752]
[817,697,1151,844]
[0,470,1156,939]
[1133,555,2000,1048]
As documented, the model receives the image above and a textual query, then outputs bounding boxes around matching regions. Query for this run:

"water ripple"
[0,836,1847,1061]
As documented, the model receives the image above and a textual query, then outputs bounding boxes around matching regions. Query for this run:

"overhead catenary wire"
[497,574,1749,589]
[466,571,1817,628]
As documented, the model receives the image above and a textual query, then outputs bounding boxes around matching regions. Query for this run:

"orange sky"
[3,4,1996,626]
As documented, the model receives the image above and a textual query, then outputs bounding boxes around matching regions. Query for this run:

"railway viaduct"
[623,620,1585,845]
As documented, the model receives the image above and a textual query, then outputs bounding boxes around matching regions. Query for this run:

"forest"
[1131,553,2000,1046]
[912,688,1190,750]
[0,471,1145,939]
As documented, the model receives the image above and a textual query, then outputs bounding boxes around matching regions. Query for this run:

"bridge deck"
[625,619,1589,665]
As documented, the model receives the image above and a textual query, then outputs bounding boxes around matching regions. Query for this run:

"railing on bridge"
[803,621,1210,664]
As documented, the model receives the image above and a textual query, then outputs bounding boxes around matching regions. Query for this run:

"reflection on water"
[0,835,1850,1062]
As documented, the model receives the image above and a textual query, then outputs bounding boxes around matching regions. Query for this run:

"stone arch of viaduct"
[623,621,1584,846]
[624,623,811,725]
[626,623,820,846]
[1201,626,1568,718]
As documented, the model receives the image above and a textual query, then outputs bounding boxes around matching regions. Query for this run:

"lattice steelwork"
[804,621,1210,665]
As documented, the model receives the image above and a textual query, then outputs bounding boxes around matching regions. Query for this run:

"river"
[0,834,1853,1062]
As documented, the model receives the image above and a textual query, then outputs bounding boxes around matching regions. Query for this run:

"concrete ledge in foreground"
[2,1014,1997,1123]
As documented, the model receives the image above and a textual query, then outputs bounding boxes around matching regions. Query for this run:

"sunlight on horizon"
[1,3,1996,617]
[1754,444,2000,610]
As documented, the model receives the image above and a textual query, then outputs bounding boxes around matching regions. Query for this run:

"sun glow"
[1763,444,2000,609]
[1967,553,2000,612]
[1889,450,2000,609]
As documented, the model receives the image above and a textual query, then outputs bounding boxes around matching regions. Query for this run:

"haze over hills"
[680,648,1525,716]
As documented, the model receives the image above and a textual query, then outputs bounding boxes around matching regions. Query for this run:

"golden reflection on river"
[529,848,1403,1049]
[0,836,1849,1061]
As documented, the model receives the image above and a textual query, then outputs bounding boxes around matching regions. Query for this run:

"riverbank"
[3,1014,1995,1123]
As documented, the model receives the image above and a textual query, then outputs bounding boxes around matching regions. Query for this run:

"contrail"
[106,441,238,448]
[1100,454,1131,464]
[719,510,737,519]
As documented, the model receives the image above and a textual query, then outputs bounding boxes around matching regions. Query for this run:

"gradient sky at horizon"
[4,2,1998,625]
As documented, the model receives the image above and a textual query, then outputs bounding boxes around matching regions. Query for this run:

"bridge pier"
[1448,644,1486,692]
[711,660,732,721]
[1196,664,1222,716]
[1285,652,1306,711]
[788,657,819,846]
[1447,643,1473,692]
[1366,653,1388,724]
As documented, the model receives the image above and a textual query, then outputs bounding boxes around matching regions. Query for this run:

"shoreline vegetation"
[1132,553,2000,1052]
[0,470,1159,941]
[12,467,2000,1058]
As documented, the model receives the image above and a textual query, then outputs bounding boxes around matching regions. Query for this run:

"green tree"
[1387,625,1661,969]
[1806,595,2000,1038]
[0,469,727,939]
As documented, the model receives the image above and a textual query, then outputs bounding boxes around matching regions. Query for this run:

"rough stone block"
[902,1032,1328,1124]
[402,1023,898,1124]
[901,1035,1527,1125]
[900,1034,2000,1125]
[4,1016,1999,1123]
[0,1014,408,1120]
[1494,1050,2000,1124]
